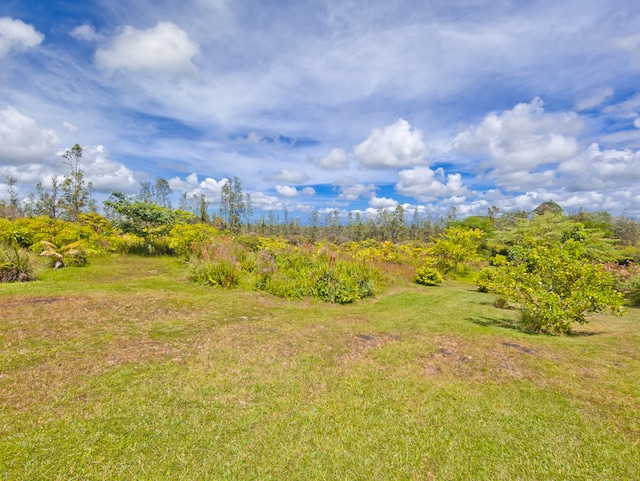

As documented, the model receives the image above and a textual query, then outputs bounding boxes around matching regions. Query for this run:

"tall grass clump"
[187,236,384,303]
[310,258,379,303]
[188,236,245,288]
[0,242,36,282]
[252,242,384,303]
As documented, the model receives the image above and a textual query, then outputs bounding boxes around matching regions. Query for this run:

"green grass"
[1,255,639,480]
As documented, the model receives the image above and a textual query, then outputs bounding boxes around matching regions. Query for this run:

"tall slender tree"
[220,176,246,232]
[35,176,61,218]
[154,177,173,208]
[60,144,89,221]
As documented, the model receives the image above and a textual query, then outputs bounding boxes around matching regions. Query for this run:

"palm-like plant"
[40,240,87,268]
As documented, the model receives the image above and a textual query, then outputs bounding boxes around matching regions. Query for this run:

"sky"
[2,0,640,222]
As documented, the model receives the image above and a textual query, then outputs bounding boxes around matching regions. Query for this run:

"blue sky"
[2,0,640,221]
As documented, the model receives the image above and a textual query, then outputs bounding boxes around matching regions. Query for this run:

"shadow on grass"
[470,316,604,337]
[566,329,601,337]
[467,316,521,331]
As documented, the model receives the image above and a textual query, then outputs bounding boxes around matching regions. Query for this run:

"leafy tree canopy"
[104,192,193,238]
[481,213,623,333]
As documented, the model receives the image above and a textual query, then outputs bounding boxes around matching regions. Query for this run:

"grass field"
[1,255,639,480]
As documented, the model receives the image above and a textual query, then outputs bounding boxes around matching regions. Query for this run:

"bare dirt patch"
[338,332,401,366]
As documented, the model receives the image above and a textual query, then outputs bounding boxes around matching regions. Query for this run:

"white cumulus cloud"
[369,196,398,209]
[559,143,640,191]
[250,191,282,211]
[275,185,298,197]
[0,17,43,58]
[0,106,58,165]
[168,173,227,201]
[334,177,377,201]
[396,166,469,202]
[81,145,138,193]
[453,98,583,182]
[95,22,199,75]
[62,120,78,133]
[70,24,101,42]
[354,118,428,169]
[317,147,349,169]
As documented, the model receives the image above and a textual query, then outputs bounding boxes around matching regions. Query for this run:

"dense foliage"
[478,215,624,333]
[3,167,640,327]
[189,236,383,303]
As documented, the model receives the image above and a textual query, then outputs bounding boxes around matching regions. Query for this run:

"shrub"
[168,223,219,258]
[102,233,146,254]
[475,268,495,292]
[310,260,379,303]
[483,240,623,334]
[415,265,443,286]
[0,243,36,282]
[621,274,640,306]
[190,258,241,288]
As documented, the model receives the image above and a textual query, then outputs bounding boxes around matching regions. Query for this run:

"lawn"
[1,255,639,480]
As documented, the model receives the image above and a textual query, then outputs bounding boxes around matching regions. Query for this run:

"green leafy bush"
[0,243,36,282]
[0,216,99,251]
[482,239,623,333]
[621,273,640,306]
[414,265,443,286]
[475,268,495,292]
[168,223,219,258]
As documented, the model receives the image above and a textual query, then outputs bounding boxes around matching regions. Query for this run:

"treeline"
[3,145,640,247]
[2,193,640,333]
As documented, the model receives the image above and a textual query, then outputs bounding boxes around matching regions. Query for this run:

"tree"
[4,176,19,210]
[391,205,406,242]
[533,200,563,216]
[613,214,640,246]
[428,226,484,275]
[1,176,21,218]
[35,176,61,218]
[138,181,153,204]
[178,192,190,212]
[193,193,210,223]
[40,240,87,268]
[60,144,90,221]
[153,177,173,208]
[104,191,192,239]
[308,210,320,243]
[480,215,623,333]
[219,176,245,232]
